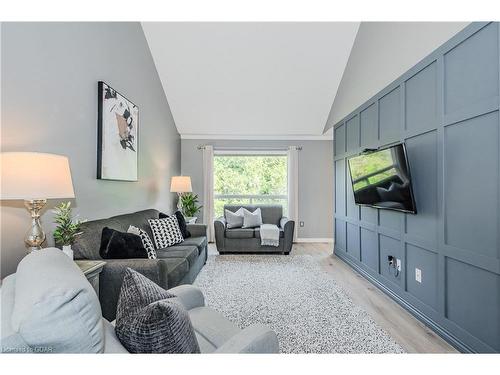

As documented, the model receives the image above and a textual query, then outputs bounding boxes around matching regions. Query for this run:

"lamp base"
[24,199,47,253]
[177,193,183,213]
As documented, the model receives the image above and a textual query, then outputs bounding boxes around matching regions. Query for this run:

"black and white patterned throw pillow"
[148,217,184,249]
[127,225,157,259]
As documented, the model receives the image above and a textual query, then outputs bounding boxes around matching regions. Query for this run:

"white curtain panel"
[287,146,299,241]
[202,145,215,242]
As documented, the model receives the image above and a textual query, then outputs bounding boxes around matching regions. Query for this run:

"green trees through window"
[213,154,288,217]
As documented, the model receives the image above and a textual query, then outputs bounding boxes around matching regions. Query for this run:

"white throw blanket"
[260,224,280,247]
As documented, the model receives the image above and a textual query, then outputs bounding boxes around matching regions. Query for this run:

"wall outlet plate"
[415,268,422,283]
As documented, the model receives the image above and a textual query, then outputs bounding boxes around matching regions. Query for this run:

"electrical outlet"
[396,258,401,272]
[299,221,304,227]
[415,268,422,283]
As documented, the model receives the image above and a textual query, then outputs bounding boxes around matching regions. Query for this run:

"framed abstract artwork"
[97,81,139,181]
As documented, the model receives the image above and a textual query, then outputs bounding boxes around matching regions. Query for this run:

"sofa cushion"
[160,211,191,238]
[115,268,199,353]
[254,227,284,239]
[73,209,160,259]
[189,306,240,348]
[178,236,207,256]
[162,258,190,287]
[225,208,244,229]
[242,208,263,228]
[225,228,255,239]
[11,248,104,353]
[99,227,148,259]
[156,246,198,267]
[224,205,282,226]
[127,225,157,259]
[149,217,184,249]
[103,319,128,353]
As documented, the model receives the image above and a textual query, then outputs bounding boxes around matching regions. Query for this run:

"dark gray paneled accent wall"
[333,22,500,353]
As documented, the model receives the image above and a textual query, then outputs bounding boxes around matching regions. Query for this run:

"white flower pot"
[62,245,74,260]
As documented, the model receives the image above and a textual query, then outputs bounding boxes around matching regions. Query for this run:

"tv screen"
[347,143,417,214]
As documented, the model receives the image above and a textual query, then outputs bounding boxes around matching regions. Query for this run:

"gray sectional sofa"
[214,205,294,254]
[72,209,207,321]
[1,249,279,353]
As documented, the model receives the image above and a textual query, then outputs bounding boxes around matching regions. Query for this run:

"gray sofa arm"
[168,284,205,310]
[280,217,295,254]
[214,217,226,252]
[214,324,279,353]
[99,258,168,321]
[187,223,207,238]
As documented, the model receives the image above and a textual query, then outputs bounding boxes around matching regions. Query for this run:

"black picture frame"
[97,81,139,181]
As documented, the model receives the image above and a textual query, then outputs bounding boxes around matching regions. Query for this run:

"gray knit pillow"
[115,268,200,354]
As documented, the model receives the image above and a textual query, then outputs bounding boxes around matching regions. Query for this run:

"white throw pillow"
[242,208,263,228]
[127,225,157,259]
[148,217,184,249]
[225,208,244,229]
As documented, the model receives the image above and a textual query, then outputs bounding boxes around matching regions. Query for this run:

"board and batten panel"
[334,123,346,156]
[406,244,438,311]
[446,258,500,351]
[360,227,378,272]
[444,23,499,115]
[405,62,438,133]
[360,103,378,148]
[333,22,500,352]
[405,131,438,246]
[444,111,499,258]
[379,87,401,143]
[346,115,360,152]
[346,222,361,260]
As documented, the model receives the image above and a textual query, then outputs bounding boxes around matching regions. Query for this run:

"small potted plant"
[53,202,85,259]
[180,193,203,223]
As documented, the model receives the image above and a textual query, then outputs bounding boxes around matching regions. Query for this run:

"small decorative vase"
[62,245,74,260]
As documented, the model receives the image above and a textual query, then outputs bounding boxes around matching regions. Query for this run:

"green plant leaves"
[180,192,203,217]
[52,201,86,246]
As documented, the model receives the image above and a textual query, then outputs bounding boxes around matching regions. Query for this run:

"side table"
[75,260,106,297]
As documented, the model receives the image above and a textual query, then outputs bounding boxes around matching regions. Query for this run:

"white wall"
[1,23,181,277]
[325,22,470,129]
[181,139,334,240]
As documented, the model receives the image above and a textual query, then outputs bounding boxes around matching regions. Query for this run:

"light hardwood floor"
[208,242,457,353]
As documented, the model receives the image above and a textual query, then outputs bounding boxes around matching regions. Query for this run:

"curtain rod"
[197,145,302,151]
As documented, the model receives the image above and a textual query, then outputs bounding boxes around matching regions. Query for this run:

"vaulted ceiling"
[142,22,359,139]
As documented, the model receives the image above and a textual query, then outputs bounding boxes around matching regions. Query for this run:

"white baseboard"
[295,238,334,243]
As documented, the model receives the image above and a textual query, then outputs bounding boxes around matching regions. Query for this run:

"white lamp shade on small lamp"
[170,176,192,193]
[1,152,75,200]
[1,152,75,252]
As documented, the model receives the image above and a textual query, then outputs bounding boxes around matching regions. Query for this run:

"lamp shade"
[170,176,192,193]
[1,152,75,200]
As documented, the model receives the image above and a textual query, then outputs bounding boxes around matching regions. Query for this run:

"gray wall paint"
[1,23,181,278]
[181,139,334,239]
[326,22,469,129]
[333,22,500,353]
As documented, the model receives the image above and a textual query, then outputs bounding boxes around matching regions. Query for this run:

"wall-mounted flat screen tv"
[347,143,417,214]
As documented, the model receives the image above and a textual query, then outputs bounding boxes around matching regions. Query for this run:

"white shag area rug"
[194,253,405,354]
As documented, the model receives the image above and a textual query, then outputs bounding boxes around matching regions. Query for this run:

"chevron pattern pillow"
[148,217,184,249]
[127,225,157,259]
[115,268,200,353]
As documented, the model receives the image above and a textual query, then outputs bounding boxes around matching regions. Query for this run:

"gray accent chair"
[214,205,294,254]
[72,209,208,321]
[1,249,279,353]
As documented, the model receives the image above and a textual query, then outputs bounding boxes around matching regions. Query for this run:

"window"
[213,153,288,218]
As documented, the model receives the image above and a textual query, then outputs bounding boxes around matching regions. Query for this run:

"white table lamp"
[170,176,192,211]
[1,152,75,252]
